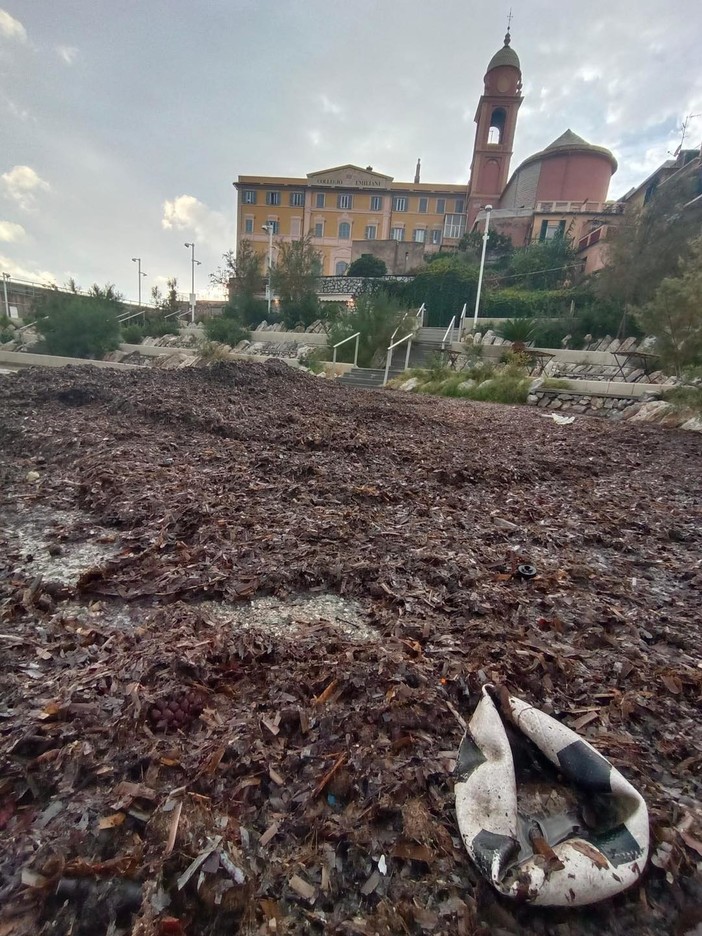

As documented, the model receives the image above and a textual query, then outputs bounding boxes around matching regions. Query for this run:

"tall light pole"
[1,272,10,319]
[184,242,201,324]
[131,258,147,319]
[261,223,274,318]
[473,205,493,331]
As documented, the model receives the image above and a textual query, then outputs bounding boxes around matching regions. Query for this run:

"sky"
[1,0,701,303]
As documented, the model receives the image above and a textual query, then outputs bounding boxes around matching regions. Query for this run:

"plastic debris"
[455,685,649,906]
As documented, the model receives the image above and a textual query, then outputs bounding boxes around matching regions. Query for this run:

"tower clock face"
[497,76,510,93]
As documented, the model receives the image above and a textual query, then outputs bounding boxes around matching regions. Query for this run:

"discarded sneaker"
[454,686,649,906]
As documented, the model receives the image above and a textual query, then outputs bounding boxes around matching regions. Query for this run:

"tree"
[503,234,581,290]
[347,254,387,277]
[36,285,122,359]
[271,234,323,329]
[596,172,702,309]
[327,291,414,367]
[637,239,702,374]
[458,229,513,255]
[210,241,264,298]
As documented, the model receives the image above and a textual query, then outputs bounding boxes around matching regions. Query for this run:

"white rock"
[399,377,420,392]
[680,416,702,432]
[26,470,41,483]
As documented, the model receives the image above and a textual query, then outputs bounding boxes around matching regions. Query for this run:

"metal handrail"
[416,302,426,327]
[383,331,415,387]
[458,302,467,341]
[118,309,147,324]
[441,315,456,350]
[332,331,360,367]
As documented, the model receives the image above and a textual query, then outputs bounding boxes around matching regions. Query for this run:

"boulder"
[399,377,420,392]
[680,417,702,432]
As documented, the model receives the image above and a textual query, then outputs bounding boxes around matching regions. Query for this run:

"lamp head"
[184,242,193,248]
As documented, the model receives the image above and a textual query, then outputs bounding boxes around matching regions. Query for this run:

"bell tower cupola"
[466,30,523,228]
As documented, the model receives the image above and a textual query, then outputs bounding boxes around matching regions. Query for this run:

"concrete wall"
[0,349,140,370]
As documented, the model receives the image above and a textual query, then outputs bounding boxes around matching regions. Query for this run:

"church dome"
[486,33,520,72]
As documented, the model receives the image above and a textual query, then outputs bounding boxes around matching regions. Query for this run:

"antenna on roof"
[671,113,701,157]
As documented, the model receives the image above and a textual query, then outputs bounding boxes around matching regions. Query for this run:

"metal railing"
[332,331,360,367]
[441,315,456,350]
[457,302,467,341]
[383,330,415,387]
[381,303,425,386]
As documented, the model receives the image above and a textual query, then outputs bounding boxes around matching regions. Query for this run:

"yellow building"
[234,164,466,275]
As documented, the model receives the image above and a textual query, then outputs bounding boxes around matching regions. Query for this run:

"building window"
[418,197,428,213]
[370,195,383,211]
[413,228,426,243]
[393,196,407,212]
[335,261,349,275]
[243,190,257,204]
[244,218,254,234]
[266,191,280,206]
[314,222,324,238]
[488,107,507,145]
[338,221,351,239]
[431,229,442,245]
[315,192,325,208]
[290,192,305,207]
[390,227,405,241]
[338,194,353,209]
[365,225,377,240]
[443,214,465,239]
[455,199,465,213]
[436,198,445,213]
[539,219,567,241]
[291,218,301,238]
[265,220,280,235]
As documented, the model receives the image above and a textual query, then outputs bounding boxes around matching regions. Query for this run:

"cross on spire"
[507,8,513,31]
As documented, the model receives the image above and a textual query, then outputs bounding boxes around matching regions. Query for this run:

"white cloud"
[320,94,342,116]
[1,165,50,209]
[0,220,27,242]
[0,254,56,285]
[161,194,231,247]
[56,45,78,65]
[0,8,27,43]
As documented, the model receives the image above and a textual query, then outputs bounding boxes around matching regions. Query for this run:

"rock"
[680,417,702,432]
[619,337,638,352]
[529,377,545,392]
[526,394,539,405]
[492,516,519,532]
[627,401,674,423]
[457,379,477,392]
[473,332,482,345]
[399,377,420,392]
[26,470,41,483]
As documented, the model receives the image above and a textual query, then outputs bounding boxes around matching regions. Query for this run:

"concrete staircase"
[337,367,406,390]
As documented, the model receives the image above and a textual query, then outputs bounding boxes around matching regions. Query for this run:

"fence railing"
[332,331,360,367]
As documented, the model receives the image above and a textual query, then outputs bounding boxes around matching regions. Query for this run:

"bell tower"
[466,31,523,228]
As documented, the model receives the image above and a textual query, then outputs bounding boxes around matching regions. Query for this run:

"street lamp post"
[131,258,147,320]
[473,205,493,331]
[1,273,10,319]
[184,242,201,324]
[261,224,274,318]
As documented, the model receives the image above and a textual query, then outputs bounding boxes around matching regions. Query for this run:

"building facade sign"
[307,165,393,188]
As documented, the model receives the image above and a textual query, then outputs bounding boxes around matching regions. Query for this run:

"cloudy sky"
[1,0,700,302]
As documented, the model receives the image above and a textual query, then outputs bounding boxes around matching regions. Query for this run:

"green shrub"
[121,323,144,344]
[662,386,702,413]
[37,293,121,359]
[299,348,328,373]
[496,318,536,344]
[203,316,249,347]
[327,291,413,368]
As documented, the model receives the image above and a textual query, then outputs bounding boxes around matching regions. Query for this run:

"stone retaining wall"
[527,388,644,417]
